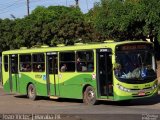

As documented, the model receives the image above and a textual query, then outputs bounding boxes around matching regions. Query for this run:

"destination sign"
[121,45,147,50]
[116,43,153,51]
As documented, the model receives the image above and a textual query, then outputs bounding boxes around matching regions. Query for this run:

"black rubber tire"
[27,84,37,100]
[83,86,97,105]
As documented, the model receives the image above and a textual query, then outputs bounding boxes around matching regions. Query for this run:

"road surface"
[0,86,160,120]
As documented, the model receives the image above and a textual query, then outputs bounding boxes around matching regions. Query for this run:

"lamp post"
[27,0,30,16]
[75,0,79,7]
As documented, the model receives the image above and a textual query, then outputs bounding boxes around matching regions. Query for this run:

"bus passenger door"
[96,49,113,97]
[9,54,19,92]
[46,52,59,96]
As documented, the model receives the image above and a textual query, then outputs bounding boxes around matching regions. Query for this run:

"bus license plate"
[138,92,145,96]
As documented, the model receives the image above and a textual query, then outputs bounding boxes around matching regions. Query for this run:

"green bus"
[2,41,158,105]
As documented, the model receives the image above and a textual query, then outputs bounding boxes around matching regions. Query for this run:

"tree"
[0,5,98,50]
[25,6,96,46]
[0,19,16,50]
[92,0,160,42]
[90,0,160,59]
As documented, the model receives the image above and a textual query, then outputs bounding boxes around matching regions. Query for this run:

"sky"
[0,0,100,19]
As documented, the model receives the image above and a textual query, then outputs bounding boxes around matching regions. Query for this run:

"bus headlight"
[152,84,157,90]
[117,84,131,92]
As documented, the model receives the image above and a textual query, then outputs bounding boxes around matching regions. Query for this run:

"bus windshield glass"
[115,44,156,83]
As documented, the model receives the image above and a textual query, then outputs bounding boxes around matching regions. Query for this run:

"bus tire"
[27,84,37,100]
[83,86,97,105]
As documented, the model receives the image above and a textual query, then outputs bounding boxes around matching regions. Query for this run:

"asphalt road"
[0,86,160,120]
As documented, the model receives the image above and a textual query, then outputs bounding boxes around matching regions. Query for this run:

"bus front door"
[46,53,59,96]
[96,49,113,97]
[9,54,19,93]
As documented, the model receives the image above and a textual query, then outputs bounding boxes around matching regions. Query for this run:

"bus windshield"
[114,50,156,83]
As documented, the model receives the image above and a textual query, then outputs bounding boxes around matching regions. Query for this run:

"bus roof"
[2,41,152,54]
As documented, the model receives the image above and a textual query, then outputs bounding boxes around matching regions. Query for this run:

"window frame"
[19,54,32,72]
[4,55,8,72]
[76,50,94,72]
[32,53,45,72]
[59,51,76,72]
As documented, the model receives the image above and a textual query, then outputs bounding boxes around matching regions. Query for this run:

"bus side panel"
[35,75,48,96]
[35,73,48,96]
[18,73,48,96]
[2,76,10,93]
[11,74,19,93]
[18,73,33,94]
[58,73,96,99]
[58,73,81,99]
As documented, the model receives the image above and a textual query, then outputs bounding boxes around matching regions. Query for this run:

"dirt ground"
[157,61,160,84]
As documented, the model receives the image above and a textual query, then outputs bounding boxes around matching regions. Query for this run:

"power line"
[0,0,19,6]
[0,5,24,15]
[0,0,43,13]
[0,0,21,11]
[0,0,75,13]
[0,0,43,16]
[0,0,98,17]
[29,0,71,7]
[0,0,26,15]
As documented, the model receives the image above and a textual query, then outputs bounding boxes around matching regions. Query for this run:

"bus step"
[50,96,59,99]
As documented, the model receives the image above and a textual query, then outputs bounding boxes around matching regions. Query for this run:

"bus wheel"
[83,86,97,105]
[27,84,37,100]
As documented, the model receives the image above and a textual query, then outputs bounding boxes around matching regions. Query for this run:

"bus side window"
[32,53,45,72]
[76,51,94,72]
[4,55,8,72]
[59,52,75,72]
[19,54,31,72]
